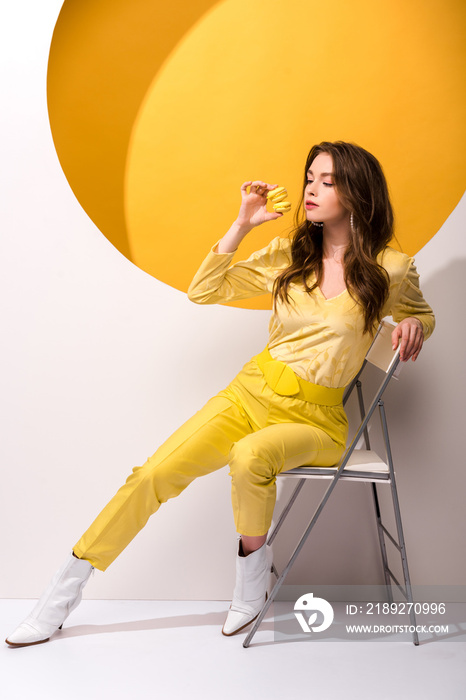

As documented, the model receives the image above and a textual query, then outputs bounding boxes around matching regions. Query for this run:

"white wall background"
[1,1,465,601]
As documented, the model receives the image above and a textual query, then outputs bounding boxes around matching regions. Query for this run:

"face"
[304,152,349,226]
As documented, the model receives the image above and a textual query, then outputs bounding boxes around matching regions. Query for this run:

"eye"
[306,178,313,184]
[323,182,334,187]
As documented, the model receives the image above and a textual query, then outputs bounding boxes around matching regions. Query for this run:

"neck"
[322,220,351,261]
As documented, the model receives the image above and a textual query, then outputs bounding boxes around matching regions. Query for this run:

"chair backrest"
[343,319,401,408]
[339,319,402,467]
[366,320,402,377]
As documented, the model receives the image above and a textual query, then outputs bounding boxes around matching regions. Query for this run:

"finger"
[401,324,422,361]
[250,180,270,194]
[398,323,414,361]
[391,327,401,351]
[410,326,424,359]
[401,325,416,361]
[409,329,424,361]
[411,336,424,362]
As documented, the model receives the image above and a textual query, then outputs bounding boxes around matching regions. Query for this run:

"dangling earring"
[350,212,356,233]
[313,221,323,227]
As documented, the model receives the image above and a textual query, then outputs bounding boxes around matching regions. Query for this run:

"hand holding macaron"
[217,180,292,253]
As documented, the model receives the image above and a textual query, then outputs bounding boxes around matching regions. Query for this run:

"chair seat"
[279,449,390,482]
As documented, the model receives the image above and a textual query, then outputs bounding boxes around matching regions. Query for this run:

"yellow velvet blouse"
[187,236,435,388]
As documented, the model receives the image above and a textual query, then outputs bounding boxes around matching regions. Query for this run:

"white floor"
[2,599,465,700]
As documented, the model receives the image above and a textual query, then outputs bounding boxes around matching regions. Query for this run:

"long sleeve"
[389,259,435,340]
[187,236,292,304]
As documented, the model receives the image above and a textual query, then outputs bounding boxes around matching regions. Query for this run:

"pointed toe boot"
[222,540,271,637]
[5,552,93,647]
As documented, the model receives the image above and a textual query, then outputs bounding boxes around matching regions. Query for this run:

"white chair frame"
[243,320,420,648]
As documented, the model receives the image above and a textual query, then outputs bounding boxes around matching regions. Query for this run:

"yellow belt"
[254,347,344,406]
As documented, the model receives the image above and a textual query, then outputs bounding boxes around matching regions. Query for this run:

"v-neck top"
[187,236,435,388]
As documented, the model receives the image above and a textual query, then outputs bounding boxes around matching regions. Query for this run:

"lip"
[305,202,319,209]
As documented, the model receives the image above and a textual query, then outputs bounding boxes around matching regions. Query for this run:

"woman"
[6,141,435,647]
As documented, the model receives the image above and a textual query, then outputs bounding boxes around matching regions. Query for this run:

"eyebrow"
[307,169,334,178]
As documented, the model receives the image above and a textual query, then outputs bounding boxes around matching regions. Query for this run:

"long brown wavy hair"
[273,141,394,333]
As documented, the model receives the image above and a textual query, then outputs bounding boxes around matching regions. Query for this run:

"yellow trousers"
[73,350,348,571]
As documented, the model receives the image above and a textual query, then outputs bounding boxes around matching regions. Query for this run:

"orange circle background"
[48,0,466,309]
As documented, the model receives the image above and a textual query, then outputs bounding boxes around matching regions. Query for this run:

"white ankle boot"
[222,540,271,636]
[5,552,93,647]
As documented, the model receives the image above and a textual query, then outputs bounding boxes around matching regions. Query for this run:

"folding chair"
[243,320,420,647]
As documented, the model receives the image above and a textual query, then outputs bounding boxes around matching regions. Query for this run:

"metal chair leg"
[243,472,343,648]
[267,479,306,547]
[371,482,394,604]
[380,401,419,645]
